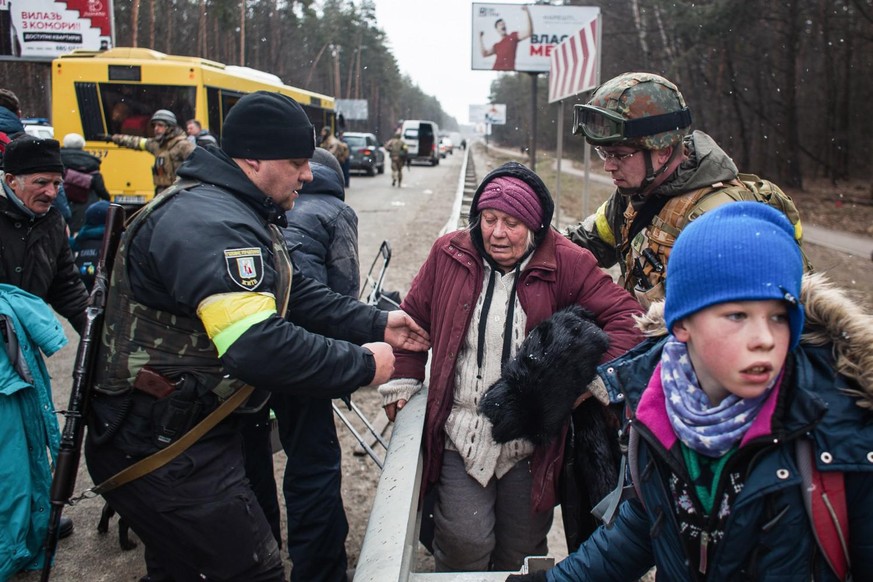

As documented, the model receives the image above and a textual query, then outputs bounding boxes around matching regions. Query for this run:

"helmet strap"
[633,144,684,199]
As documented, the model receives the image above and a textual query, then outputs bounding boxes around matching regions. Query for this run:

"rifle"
[41,203,126,581]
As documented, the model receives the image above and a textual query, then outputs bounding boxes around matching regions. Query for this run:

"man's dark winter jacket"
[283,161,359,298]
[134,147,384,392]
[89,146,388,455]
[547,274,873,581]
[0,185,88,334]
[392,161,644,513]
[60,148,101,174]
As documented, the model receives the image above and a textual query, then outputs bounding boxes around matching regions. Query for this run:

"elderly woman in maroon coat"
[380,161,643,572]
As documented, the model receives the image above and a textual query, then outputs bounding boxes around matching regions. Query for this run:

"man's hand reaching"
[384,311,430,352]
[363,342,395,386]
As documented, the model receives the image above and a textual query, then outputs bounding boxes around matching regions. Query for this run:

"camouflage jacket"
[567,131,747,306]
[112,127,194,190]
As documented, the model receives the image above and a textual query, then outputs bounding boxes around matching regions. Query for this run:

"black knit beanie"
[221,91,316,160]
[3,136,64,175]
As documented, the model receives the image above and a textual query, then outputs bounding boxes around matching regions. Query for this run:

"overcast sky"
[373,0,531,124]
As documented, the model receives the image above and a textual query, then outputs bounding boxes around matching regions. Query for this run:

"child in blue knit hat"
[510,202,873,581]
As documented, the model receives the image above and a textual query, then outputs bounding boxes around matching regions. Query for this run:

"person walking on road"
[385,132,408,187]
[100,109,194,194]
[84,91,429,582]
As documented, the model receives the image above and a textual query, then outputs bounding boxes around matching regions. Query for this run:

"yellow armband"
[197,292,277,356]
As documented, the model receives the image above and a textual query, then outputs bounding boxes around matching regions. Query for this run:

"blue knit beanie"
[665,202,805,350]
[84,200,110,227]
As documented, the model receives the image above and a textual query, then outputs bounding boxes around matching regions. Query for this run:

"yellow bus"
[51,47,336,206]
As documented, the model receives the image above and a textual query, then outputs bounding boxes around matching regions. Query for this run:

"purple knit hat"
[476,175,544,231]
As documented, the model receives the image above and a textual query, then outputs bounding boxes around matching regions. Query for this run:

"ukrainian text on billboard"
[0,0,113,60]
[471,3,599,74]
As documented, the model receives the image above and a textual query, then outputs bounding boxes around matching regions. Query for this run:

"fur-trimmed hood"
[635,272,873,410]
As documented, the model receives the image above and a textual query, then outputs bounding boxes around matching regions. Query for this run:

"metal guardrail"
[354,390,514,581]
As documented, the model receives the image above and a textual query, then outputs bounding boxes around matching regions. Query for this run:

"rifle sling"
[88,384,254,496]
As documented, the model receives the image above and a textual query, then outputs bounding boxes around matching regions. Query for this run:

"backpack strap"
[627,422,644,509]
[796,438,851,581]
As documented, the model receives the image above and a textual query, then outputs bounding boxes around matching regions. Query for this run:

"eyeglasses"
[594,147,640,162]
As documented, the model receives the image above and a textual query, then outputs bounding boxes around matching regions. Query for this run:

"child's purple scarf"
[635,341,783,454]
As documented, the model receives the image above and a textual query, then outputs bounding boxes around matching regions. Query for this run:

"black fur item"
[478,305,609,445]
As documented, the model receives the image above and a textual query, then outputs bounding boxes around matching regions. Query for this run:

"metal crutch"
[333,398,386,469]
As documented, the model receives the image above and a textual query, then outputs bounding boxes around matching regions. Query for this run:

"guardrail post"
[355,389,428,581]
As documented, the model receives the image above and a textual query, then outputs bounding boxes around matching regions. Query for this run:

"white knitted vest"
[445,259,534,487]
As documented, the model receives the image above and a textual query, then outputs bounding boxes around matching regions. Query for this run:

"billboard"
[469,103,506,125]
[0,0,113,61]
[548,12,601,103]
[472,3,600,73]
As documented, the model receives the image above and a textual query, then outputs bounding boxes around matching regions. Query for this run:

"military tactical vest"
[151,133,190,188]
[93,181,293,403]
[621,173,808,307]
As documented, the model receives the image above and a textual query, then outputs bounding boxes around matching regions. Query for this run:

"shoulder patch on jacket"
[224,247,264,290]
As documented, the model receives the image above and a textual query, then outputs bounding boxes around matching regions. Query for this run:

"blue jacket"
[283,161,360,298]
[0,106,23,136]
[548,275,873,581]
[0,284,67,578]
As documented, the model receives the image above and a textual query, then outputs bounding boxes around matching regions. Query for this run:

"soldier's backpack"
[640,173,812,288]
[683,173,804,246]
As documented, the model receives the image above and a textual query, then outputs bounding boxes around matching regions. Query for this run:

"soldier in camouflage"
[385,131,408,187]
[102,109,194,194]
[565,72,807,307]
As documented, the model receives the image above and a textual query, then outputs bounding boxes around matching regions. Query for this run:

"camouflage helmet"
[573,72,692,150]
[150,109,178,126]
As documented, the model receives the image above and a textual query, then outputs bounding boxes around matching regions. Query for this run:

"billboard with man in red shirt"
[472,3,598,74]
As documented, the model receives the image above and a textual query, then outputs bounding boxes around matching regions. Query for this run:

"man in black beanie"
[1,136,89,334]
[84,91,430,582]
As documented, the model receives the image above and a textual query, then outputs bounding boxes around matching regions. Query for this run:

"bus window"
[96,83,196,136]
[205,87,243,141]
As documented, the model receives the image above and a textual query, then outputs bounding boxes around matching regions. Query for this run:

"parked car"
[21,117,54,140]
[439,135,453,157]
[344,132,385,176]
[401,119,440,166]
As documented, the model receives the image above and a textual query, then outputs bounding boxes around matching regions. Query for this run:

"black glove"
[506,572,548,582]
[95,133,114,142]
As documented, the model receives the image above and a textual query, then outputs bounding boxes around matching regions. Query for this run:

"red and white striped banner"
[548,15,601,103]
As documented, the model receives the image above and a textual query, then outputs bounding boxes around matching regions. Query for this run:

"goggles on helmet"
[572,104,693,145]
